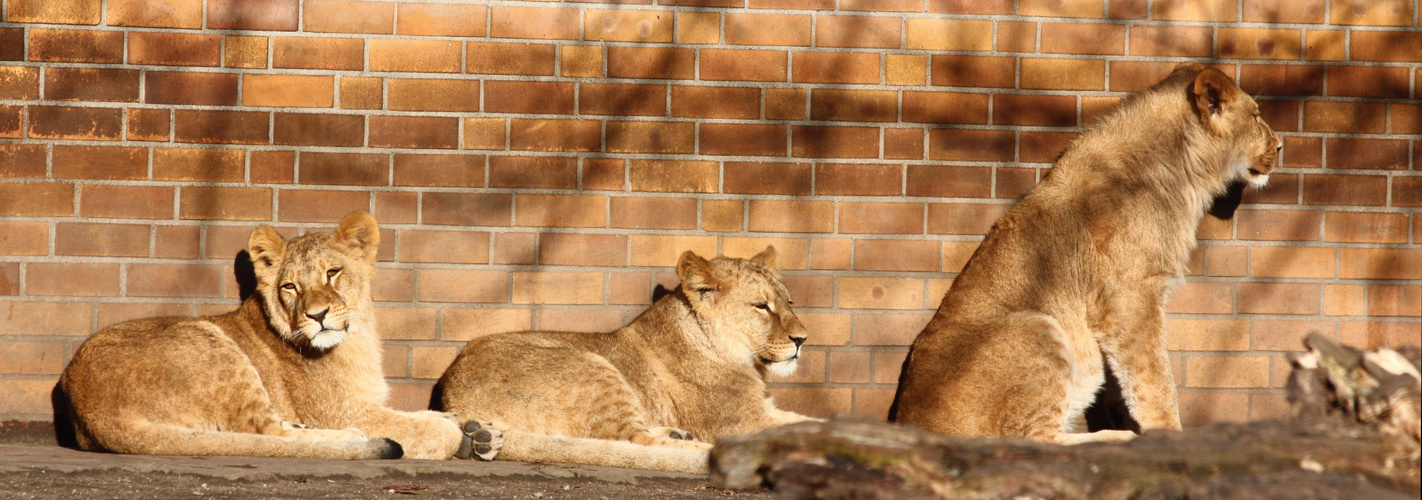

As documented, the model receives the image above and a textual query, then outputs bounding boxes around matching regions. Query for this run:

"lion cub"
[55,212,499,460]
[436,247,817,473]
[891,64,1281,444]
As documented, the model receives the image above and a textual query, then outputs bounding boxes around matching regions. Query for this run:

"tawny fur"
[56,212,476,460]
[437,247,817,473]
[890,64,1281,444]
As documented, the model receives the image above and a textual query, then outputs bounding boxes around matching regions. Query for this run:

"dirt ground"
[0,421,771,500]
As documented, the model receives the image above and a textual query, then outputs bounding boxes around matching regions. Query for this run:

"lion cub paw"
[646,427,714,451]
[454,420,503,461]
[648,426,697,442]
[280,421,367,441]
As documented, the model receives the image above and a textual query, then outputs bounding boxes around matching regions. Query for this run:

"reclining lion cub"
[891,64,1280,444]
[436,247,817,473]
[55,211,500,460]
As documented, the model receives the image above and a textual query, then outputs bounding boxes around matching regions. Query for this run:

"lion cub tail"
[498,430,708,474]
[91,420,403,460]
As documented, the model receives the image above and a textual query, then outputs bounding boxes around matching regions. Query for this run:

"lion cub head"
[676,246,808,377]
[1178,63,1282,188]
[247,211,380,351]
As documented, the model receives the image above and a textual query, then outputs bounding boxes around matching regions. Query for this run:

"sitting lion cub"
[55,212,500,460]
[891,64,1281,444]
[436,247,817,473]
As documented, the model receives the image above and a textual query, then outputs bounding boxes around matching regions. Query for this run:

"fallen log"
[711,335,1420,499]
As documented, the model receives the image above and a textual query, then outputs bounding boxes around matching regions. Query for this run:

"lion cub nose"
[306,308,328,323]
[791,337,806,347]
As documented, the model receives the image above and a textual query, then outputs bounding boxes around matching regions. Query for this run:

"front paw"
[454,420,503,461]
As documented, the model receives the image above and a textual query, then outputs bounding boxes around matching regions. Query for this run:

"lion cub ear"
[750,245,778,271]
[1190,67,1240,132]
[677,250,721,303]
[248,225,286,270]
[334,211,380,263]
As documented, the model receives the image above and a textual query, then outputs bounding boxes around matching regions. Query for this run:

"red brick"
[1042,23,1125,55]
[793,52,879,84]
[174,110,269,144]
[671,86,758,119]
[273,37,364,70]
[225,36,269,68]
[249,151,294,184]
[370,40,460,73]
[1340,248,1422,280]
[509,119,600,152]
[724,162,812,195]
[855,240,939,271]
[1130,25,1213,57]
[304,0,393,34]
[1395,177,1422,207]
[906,165,992,198]
[906,19,992,51]
[0,341,66,375]
[489,156,578,189]
[422,193,512,227]
[243,74,332,108]
[490,6,580,40]
[178,186,272,221]
[583,159,625,191]
[28,106,122,141]
[6,0,101,24]
[1282,136,1321,168]
[701,124,787,157]
[55,222,148,257]
[145,71,239,106]
[151,225,199,260]
[584,8,673,43]
[80,185,173,219]
[0,221,47,256]
[539,233,628,266]
[792,126,879,159]
[393,154,484,188]
[128,264,223,298]
[994,94,1077,127]
[1302,174,1386,206]
[51,145,145,180]
[628,160,718,193]
[370,116,459,150]
[700,49,788,82]
[26,262,119,297]
[902,92,988,124]
[1239,283,1320,315]
[0,67,39,100]
[1393,104,1422,134]
[276,190,368,223]
[466,42,556,76]
[766,89,807,120]
[207,0,299,31]
[388,79,481,112]
[490,233,536,265]
[28,29,123,63]
[1350,31,1422,62]
[996,167,1039,198]
[810,90,897,122]
[749,0,833,7]
[399,231,489,265]
[1369,285,1421,317]
[0,144,44,179]
[607,47,696,80]
[463,118,504,150]
[0,29,19,61]
[930,55,1015,88]
[0,105,15,138]
[927,203,1010,235]
[1327,66,1410,98]
[1250,246,1336,279]
[725,13,812,46]
[995,21,1036,53]
[1019,131,1078,163]
[126,108,170,141]
[1331,0,1415,26]
[608,121,693,154]
[485,81,574,114]
[128,32,220,66]
[515,194,607,228]
[816,163,902,196]
[398,3,487,37]
[579,83,666,116]
[928,129,1014,162]
[611,198,698,230]
[748,200,834,233]
[817,15,901,49]
[1236,209,1320,241]
[1341,321,1422,351]
[885,128,925,159]
[153,148,243,182]
[1243,0,1325,23]
[42,68,138,102]
[839,202,923,234]
[273,113,363,147]
[107,0,202,29]
[1326,138,1408,171]
[298,152,388,186]
[1022,58,1104,90]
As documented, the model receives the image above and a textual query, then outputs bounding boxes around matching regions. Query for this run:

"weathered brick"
[839,202,923,234]
[672,86,757,119]
[607,47,696,80]
[485,81,574,114]
[29,29,123,63]
[128,32,221,66]
[726,13,811,46]
[466,42,556,77]
[724,162,811,196]
[817,163,902,196]
[304,0,393,34]
[276,190,368,223]
[43,68,139,102]
[905,165,992,198]
[839,278,926,310]
[272,37,363,70]
[80,185,173,219]
[422,193,511,227]
[515,194,607,228]
[490,6,580,40]
[585,9,673,43]
[107,0,201,28]
[174,110,269,145]
[207,0,299,31]
[399,230,489,265]
[55,222,148,257]
[0,221,48,256]
[370,40,460,73]
[1368,285,1421,318]
[793,52,879,84]
[370,116,459,150]
[26,262,119,297]
[153,148,244,183]
[765,88,808,120]
[791,126,879,159]
[748,200,834,233]
[0,182,73,217]
[6,0,101,24]
[178,186,272,221]
[299,152,388,186]
[701,124,788,157]
[1330,0,1414,26]
[626,160,717,193]
[629,234,718,267]
[28,106,121,141]
[51,145,145,180]
[398,3,486,37]
[243,74,332,108]
[273,113,363,147]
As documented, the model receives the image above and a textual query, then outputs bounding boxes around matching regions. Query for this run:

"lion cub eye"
[754,303,771,312]
[281,283,296,291]
[327,268,340,279]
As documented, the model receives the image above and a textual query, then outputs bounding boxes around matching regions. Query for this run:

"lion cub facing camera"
[436,247,817,473]
[55,212,499,460]
[891,64,1280,444]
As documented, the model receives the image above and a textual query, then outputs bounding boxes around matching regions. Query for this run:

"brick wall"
[0,0,1418,424]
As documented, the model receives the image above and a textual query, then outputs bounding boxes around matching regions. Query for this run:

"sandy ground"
[0,421,771,500]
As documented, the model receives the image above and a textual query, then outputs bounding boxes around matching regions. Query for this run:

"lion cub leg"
[638,427,713,451]
[275,421,367,441]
